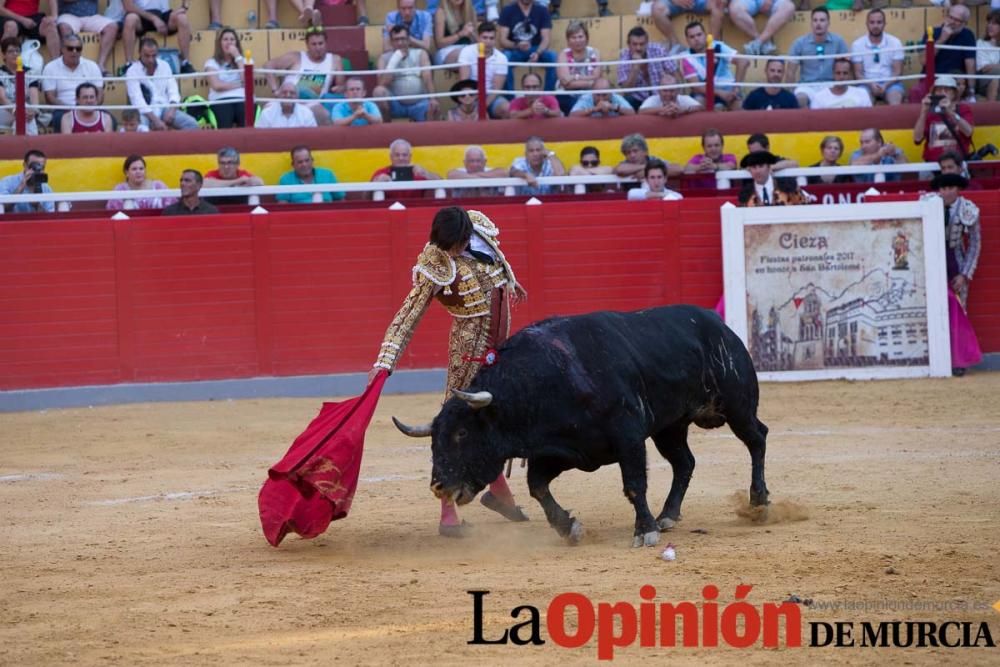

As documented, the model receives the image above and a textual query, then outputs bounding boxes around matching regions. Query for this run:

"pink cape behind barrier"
[258,371,388,547]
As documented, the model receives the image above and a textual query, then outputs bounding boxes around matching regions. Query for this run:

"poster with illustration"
[721,200,952,381]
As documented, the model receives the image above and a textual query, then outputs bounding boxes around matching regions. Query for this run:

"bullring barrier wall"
[1,195,997,391]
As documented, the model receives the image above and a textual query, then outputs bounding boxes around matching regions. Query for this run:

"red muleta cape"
[258,371,388,547]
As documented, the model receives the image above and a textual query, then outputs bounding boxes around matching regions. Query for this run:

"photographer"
[913,75,973,165]
[0,149,54,213]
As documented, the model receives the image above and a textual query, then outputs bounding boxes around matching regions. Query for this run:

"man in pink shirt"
[508,72,561,119]
[684,128,737,189]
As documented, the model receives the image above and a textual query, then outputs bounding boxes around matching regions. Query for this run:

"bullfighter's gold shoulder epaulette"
[413,243,456,286]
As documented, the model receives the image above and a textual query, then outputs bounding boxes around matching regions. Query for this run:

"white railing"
[715,162,941,188]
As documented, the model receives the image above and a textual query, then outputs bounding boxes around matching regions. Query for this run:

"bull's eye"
[453,428,468,444]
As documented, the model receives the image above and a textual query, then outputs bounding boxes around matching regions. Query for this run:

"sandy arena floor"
[2,375,999,665]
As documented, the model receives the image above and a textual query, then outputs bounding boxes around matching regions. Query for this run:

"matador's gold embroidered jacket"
[373,210,518,372]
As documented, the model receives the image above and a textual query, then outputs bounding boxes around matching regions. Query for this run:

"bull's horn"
[450,388,493,409]
[392,416,432,437]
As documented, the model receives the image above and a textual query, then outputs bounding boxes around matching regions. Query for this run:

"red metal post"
[243,51,255,128]
[15,55,26,136]
[477,42,487,121]
[705,36,715,111]
[924,28,935,92]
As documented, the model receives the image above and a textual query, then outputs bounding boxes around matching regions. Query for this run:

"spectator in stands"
[681,21,748,111]
[938,151,972,180]
[569,77,635,117]
[617,25,679,111]
[555,20,603,116]
[447,144,508,196]
[0,0,58,59]
[330,77,383,126]
[118,108,146,132]
[509,136,565,196]
[927,172,982,376]
[976,10,1000,102]
[373,26,438,122]
[371,138,441,199]
[508,71,560,118]
[56,1,117,75]
[914,75,974,165]
[730,0,793,57]
[910,5,976,104]
[569,145,613,176]
[107,154,175,210]
[434,0,477,65]
[263,27,344,126]
[382,0,432,53]
[628,158,683,201]
[0,37,39,134]
[849,128,905,183]
[651,0,724,51]
[203,147,265,205]
[787,7,849,108]
[278,145,344,204]
[60,82,112,133]
[685,128,736,188]
[447,78,480,121]
[742,59,798,110]
[0,148,54,213]
[41,33,103,130]
[121,0,194,74]
[746,132,798,170]
[497,0,556,91]
[811,58,873,110]
[458,21,509,118]
[163,170,219,216]
[850,8,905,107]
[614,133,682,181]
[204,28,246,129]
[807,135,852,185]
[738,150,807,206]
[257,82,319,128]
[126,38,199,131]
[638,71,702,116]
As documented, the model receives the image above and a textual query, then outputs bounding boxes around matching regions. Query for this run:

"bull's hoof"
[480,491,530,522]
[631,531,661,548]
[566,519,584,545]
[438,521,471,538]
[657,516,677,531]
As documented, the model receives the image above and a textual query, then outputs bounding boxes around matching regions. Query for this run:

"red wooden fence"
[1,196,996,391]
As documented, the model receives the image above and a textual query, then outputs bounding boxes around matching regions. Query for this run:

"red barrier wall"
[1,197,997,391]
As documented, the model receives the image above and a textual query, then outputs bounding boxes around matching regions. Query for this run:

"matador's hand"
[511,282,528,304]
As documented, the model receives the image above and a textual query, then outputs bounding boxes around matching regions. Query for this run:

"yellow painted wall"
[5,126,998,194]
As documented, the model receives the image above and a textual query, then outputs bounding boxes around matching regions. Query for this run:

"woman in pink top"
[107,154,177,211]
[555,20,602,115]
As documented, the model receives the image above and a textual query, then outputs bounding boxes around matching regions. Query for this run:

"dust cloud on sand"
[729,490,810,524]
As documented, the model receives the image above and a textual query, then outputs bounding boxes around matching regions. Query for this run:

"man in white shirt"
[457,21,509,119]
[125,38,199,130]
[850,8,905,106]
[262,28,344,126]
[256,82,319,129]
[638,72,703,116]
[810,58,873,110]
[627,159,683,201]
[372,25,438,121]
[56,0,118,74]
[41,33,103,130]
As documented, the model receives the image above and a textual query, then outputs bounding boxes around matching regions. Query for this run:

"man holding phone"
[370,138,441,200]
[0,149,54,213]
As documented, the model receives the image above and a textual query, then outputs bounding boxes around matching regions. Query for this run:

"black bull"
[396,305,770,546]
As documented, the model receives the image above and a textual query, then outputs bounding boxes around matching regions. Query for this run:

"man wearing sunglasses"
[850,8,904,106]
[56,0,117,75]
[786,6,848,108]
[908,4,975,103]
[40,33,104,131]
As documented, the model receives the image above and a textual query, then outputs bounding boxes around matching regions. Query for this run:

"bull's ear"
[450,389,493,409]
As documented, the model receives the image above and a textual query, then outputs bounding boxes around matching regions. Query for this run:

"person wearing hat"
[924,172,982,376]
[447,79,480,122]
[737,150,807,207]
[913,75,974,164]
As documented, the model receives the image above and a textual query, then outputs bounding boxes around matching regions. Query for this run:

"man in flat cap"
[738,150,807,206]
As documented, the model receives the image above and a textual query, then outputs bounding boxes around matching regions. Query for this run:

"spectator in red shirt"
[1,0,59,58]
[913,75,974,164]
[508,72,561,119]
[203,147,264,206]
[370,138,441,200]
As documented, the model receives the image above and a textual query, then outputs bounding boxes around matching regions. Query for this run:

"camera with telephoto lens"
[26,162,48,193]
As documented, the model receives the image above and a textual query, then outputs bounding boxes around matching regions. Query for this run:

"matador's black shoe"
[480,491,530,522]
